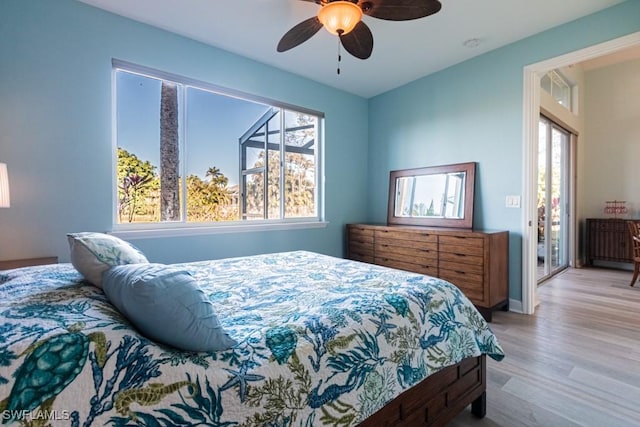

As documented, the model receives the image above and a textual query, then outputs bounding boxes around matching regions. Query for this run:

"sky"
[116,70,271,186]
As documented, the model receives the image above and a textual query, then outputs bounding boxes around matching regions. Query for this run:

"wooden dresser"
[347,224,509,321]
[586,218,635,265]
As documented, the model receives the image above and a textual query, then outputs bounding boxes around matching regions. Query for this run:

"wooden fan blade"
[360,0,442,21]
[339,21,373,59]
[277,17,324,52]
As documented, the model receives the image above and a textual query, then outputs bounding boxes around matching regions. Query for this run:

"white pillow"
[67,232,148,288]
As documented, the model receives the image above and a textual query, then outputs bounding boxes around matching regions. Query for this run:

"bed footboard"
[359,354,486,426]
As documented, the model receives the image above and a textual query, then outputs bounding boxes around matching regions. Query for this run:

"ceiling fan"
[277,0,442,62]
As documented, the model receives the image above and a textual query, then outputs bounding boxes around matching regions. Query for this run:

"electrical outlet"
[506,195,521,208]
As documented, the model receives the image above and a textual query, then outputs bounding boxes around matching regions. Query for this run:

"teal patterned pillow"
[67,232,148,288]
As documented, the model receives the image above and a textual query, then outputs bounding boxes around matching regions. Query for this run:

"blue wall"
[0,0,369,263]
[2,0,639,305]
[368,1,640,302]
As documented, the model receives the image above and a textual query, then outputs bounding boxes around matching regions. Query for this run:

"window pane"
[554,83,570,108]
[244,172,264,220]
[184,87,263,222]
[284,110,316,218]
[116,71,163,224]
[537,119,548,250]
[544,70,572,111]
[550,128,565,269]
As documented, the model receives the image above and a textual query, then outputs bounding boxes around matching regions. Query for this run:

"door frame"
[521,31,640,315]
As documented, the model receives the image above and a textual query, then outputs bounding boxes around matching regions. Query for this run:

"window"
[113,60,323,232]
[540,70,573,111]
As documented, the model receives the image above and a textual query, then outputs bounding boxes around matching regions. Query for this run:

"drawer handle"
[456,270,466,275]
[456,253,467,257]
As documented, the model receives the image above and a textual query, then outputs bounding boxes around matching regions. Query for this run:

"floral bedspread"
[0,251,504,426]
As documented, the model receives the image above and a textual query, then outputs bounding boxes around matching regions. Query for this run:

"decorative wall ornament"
[603,200,627,218]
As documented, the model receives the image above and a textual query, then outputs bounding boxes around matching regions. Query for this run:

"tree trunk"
[160,81,180,221]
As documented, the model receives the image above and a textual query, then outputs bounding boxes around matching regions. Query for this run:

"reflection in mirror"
[394,172,467,219]
[388,162,476,228]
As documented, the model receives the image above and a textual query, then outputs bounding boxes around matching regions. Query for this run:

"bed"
[0,250,504,426]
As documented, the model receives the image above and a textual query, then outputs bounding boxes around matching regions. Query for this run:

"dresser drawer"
[376,238,437,260]
[439,268,483,287]
[439,235,483,248]
[439,260,483,275]
[374,229,437,244]
[349,242,374,262]
[439,269,485,302]
[349,226,374,243]
[438,251,483,266]
[350,252,374,263]
[375,257,437,277]
[449,281,485,302]
[375,248,437,269]
[439,237,484,257]
[348,225,375,263]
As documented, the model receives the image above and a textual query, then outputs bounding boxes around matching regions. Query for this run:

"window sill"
[110,221,329,239]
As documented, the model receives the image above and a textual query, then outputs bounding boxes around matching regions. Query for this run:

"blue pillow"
[102,263,237,352]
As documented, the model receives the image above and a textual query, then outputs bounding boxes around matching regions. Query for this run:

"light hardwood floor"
[450,267,640,427]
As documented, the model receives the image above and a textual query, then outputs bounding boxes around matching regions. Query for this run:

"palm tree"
[160,81,180,221]
[205,166,231,206]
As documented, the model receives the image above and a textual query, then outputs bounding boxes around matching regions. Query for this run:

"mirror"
[387,162,476,228]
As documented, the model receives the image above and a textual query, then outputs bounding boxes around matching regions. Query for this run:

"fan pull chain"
[337,38,341,75]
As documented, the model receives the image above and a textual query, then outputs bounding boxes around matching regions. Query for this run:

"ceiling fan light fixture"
[317,1,363,36]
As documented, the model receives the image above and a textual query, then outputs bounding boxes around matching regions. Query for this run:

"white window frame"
[111,59,326,238]
[540,69,573,112]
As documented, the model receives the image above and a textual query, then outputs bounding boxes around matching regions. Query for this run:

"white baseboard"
[508,298,524,314]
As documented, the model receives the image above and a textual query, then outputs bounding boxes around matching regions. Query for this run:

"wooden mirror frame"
[387,162,476,228]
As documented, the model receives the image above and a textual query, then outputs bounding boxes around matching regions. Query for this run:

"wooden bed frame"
[359,355,486,426]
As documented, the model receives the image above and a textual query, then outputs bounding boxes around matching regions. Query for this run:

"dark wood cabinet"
[586,218,635,264]
[347,224,509,320]
[0,257,58,270]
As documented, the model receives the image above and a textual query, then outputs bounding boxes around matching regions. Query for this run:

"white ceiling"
[77,0,627,98]
[580,44,640,71]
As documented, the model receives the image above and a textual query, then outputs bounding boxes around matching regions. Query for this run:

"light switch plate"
[506,195,521,208]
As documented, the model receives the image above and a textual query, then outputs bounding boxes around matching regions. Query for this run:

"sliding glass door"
[537,116,571,282]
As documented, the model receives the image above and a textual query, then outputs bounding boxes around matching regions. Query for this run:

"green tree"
[284,152,315,216]
[246,150,315,218]
[186,166,236,222]
[117,148,158,223]
[245,113,316,219]
[283,113,316,217]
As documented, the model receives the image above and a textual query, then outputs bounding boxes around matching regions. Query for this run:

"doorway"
[522,31,640,315]
[537,116,571,282]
